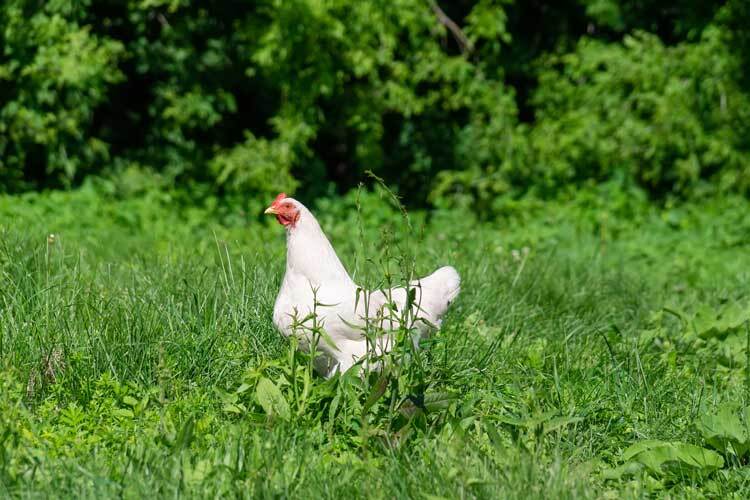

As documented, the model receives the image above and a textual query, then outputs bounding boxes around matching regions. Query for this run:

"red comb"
[271,192,287,207]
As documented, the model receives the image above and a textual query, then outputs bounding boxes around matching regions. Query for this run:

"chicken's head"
[264,193,300,228]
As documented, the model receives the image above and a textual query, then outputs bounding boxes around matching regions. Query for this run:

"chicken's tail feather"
[434,265,461,304]
[415,265,460,314]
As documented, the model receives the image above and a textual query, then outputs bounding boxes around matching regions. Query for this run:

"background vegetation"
[2,0,749,209]
[1,0,750,498]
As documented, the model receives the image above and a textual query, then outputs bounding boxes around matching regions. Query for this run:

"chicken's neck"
[284,210,355,288]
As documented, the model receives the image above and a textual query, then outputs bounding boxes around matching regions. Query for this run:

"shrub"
[530,25,750,198]
[0,0,124,191]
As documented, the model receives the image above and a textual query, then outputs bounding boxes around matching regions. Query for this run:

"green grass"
[1,185,750,498]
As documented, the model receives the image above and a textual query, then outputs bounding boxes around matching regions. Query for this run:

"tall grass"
[0,188,749,497]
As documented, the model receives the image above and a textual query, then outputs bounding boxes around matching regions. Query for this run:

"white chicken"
[264,193,460,377]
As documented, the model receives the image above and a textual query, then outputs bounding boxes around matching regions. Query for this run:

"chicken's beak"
[264,206,278,215]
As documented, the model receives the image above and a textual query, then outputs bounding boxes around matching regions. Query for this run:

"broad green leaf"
[222,403,245,415]
[696,404,749,457]
[622,440,724,477]
[641,443,723,476]
[673,443,724,470]
[256,377,290,420]
[694,303,750,340]
[112,408,134,419]
[122,395,139,407]
[235,383,252,394]
[328,392,341,422]
[694,304,721,339]
[714,333,747,367]
[362,374,388,414]
[717,302,750,332]
[214,388,238,404]
[317,328,341,352]
[622,440,670,462]
[423,392,457,413]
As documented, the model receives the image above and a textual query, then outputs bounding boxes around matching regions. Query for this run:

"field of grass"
[1,185,750,498]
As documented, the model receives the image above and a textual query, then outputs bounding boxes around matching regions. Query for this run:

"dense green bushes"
[1,0,748,210]
[531,27,750,196]
[0,0,124,190]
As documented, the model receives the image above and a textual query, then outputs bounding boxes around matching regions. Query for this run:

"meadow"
[2,1,750,497]
[1,184,749,498]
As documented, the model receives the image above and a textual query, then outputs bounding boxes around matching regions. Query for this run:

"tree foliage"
[0,0,124,190]
[0,0,747,209]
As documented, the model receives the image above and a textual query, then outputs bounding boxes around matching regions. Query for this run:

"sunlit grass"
[0,187,749,497]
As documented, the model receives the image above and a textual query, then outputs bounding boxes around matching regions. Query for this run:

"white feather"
[271,198,460,377]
